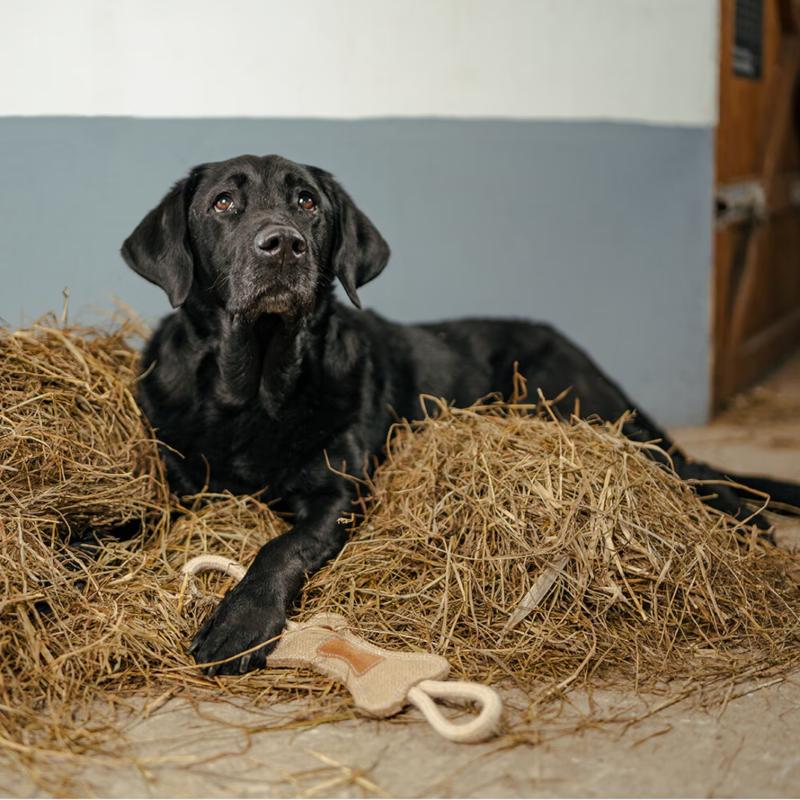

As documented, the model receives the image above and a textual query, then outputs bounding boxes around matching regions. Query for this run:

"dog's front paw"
[188,582,286,675]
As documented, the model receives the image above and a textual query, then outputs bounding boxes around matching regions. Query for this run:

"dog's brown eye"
[297,191,316,212]
[213,193,234,213]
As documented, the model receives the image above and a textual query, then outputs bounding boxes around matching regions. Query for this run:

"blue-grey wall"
[0,117,713,425]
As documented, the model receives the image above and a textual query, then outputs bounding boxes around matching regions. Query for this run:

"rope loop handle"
[181,554,246,591]
[407,679,502,743]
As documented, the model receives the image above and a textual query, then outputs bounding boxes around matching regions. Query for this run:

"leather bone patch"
[317,636,384,676]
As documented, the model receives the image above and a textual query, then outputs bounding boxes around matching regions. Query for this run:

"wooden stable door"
[714,0,800,412]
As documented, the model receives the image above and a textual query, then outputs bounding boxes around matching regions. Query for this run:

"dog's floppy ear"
[121,170,201,308]
[310,167,390,309]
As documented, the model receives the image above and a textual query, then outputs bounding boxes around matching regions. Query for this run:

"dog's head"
[122,155,390,319]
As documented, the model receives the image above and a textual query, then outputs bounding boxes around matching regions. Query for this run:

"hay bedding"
[1,317,799,785]
[297,399,799,689]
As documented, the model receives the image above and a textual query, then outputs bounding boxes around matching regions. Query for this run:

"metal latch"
[715,180,768,227]
[716,173,800,228]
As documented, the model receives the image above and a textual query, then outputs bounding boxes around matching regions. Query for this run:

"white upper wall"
[1,0,718,126]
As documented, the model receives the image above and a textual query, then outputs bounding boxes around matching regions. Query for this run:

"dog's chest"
[155,391,338,497]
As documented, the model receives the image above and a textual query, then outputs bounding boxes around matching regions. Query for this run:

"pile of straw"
[298,398,800,690]
[1,317,799,788]
[0,314,168,534]
[0,315,167,768]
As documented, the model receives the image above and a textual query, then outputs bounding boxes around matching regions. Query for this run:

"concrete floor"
[6,354,800,798]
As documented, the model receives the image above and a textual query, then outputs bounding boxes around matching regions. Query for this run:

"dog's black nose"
[254,226,307,262]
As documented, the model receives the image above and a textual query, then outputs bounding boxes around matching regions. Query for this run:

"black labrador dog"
[122,154,800,675]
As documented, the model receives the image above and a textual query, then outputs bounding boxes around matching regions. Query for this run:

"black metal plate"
[733,0,763,79]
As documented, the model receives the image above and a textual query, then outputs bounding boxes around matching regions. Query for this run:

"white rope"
[182,554,247,583]
[407,680,502,743]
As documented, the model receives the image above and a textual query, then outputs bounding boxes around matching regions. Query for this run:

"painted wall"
[0,0,717,124]
[0,0,719,425]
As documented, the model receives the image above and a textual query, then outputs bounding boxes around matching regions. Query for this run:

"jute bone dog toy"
[181,555,502,743]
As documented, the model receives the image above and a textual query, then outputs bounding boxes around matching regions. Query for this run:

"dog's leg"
[707,472,800,515]
[67,517,143,558]
[617,408,777,532]
[188,482,353,675]
[522,326,791,532]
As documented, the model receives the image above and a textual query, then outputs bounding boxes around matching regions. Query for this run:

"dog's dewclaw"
[271,613,450,716]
